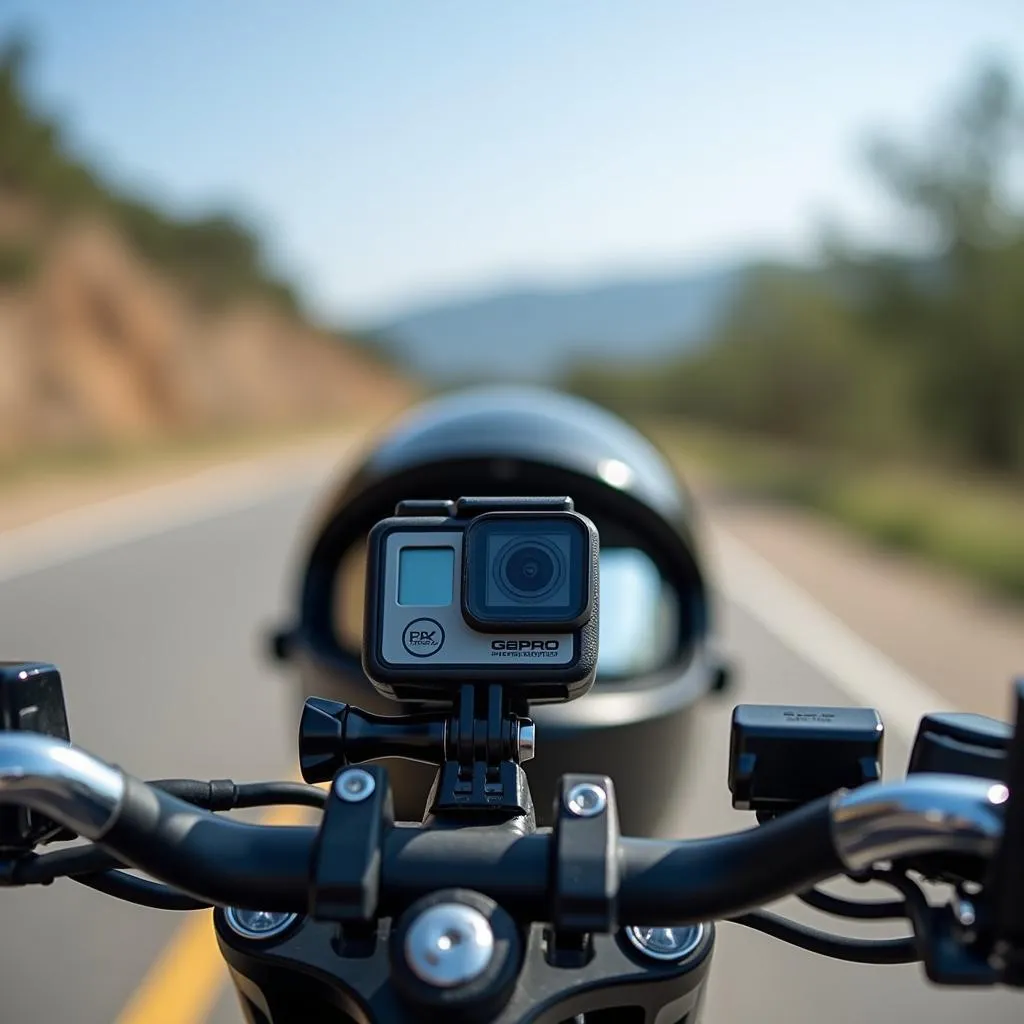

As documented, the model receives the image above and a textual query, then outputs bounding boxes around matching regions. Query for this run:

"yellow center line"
[114,908,223,1024]
[116,788,324,1024]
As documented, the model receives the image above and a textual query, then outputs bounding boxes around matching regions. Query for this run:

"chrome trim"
[954,897,977,929]
[404,902,495,988]
[565,781,607,818]
[831,774,1006,874]
[517,720,536,763]
[334,768,376,803]
[624,923,705,963]
[0,734,125,840]
[224,908,299,941]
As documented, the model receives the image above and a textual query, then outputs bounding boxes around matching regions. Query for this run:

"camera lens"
[494,538,564,602]
[506,545,555,593]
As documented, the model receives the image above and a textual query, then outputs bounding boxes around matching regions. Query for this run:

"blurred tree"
[0,35,103,208]
[566,58,1024,475]
[841,59,1024,470]
[866,63,1023,248]
[671,267,868,444]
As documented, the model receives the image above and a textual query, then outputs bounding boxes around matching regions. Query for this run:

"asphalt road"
[0,466,1019,1024]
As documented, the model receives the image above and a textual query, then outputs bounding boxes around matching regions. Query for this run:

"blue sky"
[2,1,1023,323]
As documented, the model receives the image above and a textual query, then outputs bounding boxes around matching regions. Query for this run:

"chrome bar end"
[831,774,1006,874]
[0,733,125,841]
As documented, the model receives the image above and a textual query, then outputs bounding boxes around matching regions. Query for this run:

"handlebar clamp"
[310,764,394,925]
[551,774,620,936]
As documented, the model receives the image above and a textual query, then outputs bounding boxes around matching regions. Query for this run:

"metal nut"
[404,903,495,988]
[565,781,607,818]
[334,768,376,803]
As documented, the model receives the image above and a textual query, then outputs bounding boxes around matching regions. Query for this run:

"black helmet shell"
[279,385,724,834]
[353,385,695,535]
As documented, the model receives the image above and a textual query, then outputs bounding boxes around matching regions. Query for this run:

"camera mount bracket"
[299,682,535,819]
[429,682,533,818]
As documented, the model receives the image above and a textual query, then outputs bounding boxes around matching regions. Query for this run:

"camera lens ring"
[492,536,565,603]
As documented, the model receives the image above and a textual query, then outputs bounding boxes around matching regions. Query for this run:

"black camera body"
[363,496,599,705]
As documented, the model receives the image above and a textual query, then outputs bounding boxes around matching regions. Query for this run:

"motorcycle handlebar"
[0,734,1008,925]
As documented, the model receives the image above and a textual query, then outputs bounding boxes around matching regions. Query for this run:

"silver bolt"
[517,720,536,763]
[625,923,705,962]
[988,783,1010,806]
[335,768,376,802]
[565,781,607,818]
[955,898,977,928]
[224,907,298,941]
[404,903,495,988]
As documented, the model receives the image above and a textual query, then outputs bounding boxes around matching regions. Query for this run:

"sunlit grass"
[649,419,1024,601]
[0,417,362,491]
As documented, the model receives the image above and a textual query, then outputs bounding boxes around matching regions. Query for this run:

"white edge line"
[708,522,957,742]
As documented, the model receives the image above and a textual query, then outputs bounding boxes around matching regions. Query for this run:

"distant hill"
[373,265,749,383]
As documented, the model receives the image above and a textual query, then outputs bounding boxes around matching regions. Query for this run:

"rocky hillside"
[0,208,413,457]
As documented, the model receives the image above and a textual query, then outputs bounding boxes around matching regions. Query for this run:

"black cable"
[150,779,237,810]
[234,782,326,810]
[727,911,920,964]
[798,886,908,921]
[150,779,326,812]
[101,776,313,912]
[16,846,209,909]
[74,870,210,911]
[13,780,325,888]
[13,845,123,884]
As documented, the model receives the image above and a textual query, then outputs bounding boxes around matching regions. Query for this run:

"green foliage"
[0,239,37,284]
[0,36,95,205]
[565,58,1024,477]
[0,34,301,314]
[653,421,1024,600]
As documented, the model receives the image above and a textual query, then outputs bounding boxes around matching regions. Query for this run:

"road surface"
[0,454,1018,1024]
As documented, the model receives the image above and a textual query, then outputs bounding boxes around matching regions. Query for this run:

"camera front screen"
[398,546,455,606]
[463,515,590,629]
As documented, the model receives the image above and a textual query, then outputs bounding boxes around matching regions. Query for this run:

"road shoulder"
[0,426,363,535]
[695,481,1023,721]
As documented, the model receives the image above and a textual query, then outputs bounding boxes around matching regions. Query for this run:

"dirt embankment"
[0,202,415,458]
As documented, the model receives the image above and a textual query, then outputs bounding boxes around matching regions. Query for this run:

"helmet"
[272,385,728,835]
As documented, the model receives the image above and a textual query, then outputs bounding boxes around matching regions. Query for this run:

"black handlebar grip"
[104,775,313,911]
[618,795,843,925]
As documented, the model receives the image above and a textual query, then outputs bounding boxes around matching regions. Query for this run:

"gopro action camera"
[363,496,599,704]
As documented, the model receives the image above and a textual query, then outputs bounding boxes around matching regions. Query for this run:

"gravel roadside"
[692,478,1024,721]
